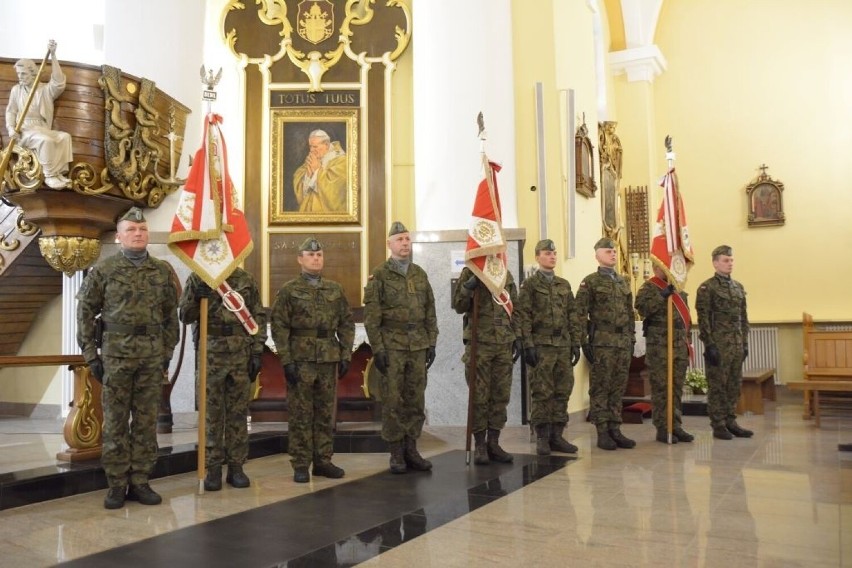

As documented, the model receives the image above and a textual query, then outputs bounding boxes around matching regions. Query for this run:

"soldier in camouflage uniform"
[271,237,355,482]
[452,266,521,465]
[517,239,582,455]
[76,207,178,509]
[574,237,636,451]
[179,267,266,491]
[695,245,753,440]
[635,265,695,444]
[364,222,438,474]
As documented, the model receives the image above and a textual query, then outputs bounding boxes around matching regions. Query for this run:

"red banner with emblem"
[650,168,694,290]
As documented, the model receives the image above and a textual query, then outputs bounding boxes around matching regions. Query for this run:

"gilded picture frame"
[270,107,359,224]
[746,168,785,227]
[575,121,597,198]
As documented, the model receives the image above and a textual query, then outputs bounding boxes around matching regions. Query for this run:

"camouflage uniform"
[452,267,520,464]
[517,241,582,454]
[179,268,266,486]
[363,253,438,455]
[76,237,178,492]
[271,265,354,472]
[574,238,636,449]
[696,245,750,438]
[635,279,693,442]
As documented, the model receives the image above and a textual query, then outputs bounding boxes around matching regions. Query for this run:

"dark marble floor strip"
[60,451,574,568]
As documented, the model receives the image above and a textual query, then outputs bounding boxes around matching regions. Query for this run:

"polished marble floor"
[0,390,849,567]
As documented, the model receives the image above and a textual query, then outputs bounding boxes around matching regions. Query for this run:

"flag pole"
[465,292,479,465]
[665,136,675,445]
[197,296,208,494]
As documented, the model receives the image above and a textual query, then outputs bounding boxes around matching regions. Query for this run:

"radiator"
[688,326,779,383]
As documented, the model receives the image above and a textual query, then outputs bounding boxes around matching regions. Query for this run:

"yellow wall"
[648,0,852,323]
[391,32,415,229]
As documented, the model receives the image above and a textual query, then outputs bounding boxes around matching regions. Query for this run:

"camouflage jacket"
[76,251,179,362]
[635,280,689,343]
[695,273,749,348]
[179,268,267,355]
[452,267,520,345]
[574,268,635,348]
[363,259,438,352]
[270,274,355,365]
[517,270,580,348]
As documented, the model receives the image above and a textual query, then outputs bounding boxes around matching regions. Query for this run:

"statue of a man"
[5,40,74,189]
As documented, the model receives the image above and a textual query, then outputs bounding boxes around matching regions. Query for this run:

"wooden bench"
[799,312,852,423]
[787,381,852,427]
[736,367,776,415]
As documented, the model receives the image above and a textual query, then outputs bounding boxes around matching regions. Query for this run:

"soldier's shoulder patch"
[579,281,588,288]
[368,274,375,281]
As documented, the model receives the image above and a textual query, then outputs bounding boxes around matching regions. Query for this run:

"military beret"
[535,239,556,253]
[299,237,323,252]
[711,245,732,258]
[388,221,408,237]
[117,207,145,224]
[594,237,616,250]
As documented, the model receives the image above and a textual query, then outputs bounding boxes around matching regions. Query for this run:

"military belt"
[291,329,332,338]
[533,326,563,337]
[595,325,628,334]
[207,325,242,337]
[382,320,421,331]
[103,322,160,335]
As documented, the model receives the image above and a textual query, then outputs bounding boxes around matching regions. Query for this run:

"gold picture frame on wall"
[270,107,359,224]
[746,165,785,227]
[575,119,597,198]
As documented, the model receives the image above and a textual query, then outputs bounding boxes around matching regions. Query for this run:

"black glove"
[462,275,480,291]
[704,344,721,367]
[196,281,214,298]
[660,284,676,299]
[426,346,436,370]
[571,346,581,367]
[743,344,749,359]
[248,354,262,382]
[524,346,539,367]
[582,343,595,364]
[373,351,389,374]
[88,358,105,383]
[511,339,523,363]
[284,363,300,386]
[162,359,170,373]
[338,360,349,379]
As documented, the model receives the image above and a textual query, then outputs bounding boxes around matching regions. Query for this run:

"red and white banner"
[464,156,512,316]
[168,113,253,289]
[650,168,694,290]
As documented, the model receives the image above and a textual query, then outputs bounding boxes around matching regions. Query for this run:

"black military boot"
[127,483,162,505]
[486,428,514,463]
[312,461,345,478]
[549,422,578,454]
[672,426,694,442]
[473,430,489,465]
[713,425,734,440]
[293,466,310,483]
[596,424,617,450]
[103,485,127,510]
[389,441,407,474]
[226,464,251,488]
[534,424,551,456]
[609,427,636,449]
[204,465,223,491]
[656,428,678,444]
[403,436,433,471]
[726,420,754,438]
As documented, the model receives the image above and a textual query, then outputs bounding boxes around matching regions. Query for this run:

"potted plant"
[685,368,708,395]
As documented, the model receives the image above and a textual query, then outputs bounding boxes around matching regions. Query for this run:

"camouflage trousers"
[288,361,336,468]
[588,345,631,427]
[529,344,573,425]
[380,348,427,443]
[101,356,163,488]
[463,342,513,432]
[645,338,688,430]
[199,351,251,469]
[707,343,745,428]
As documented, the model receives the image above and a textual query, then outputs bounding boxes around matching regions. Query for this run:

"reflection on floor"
[0,390,849,567]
